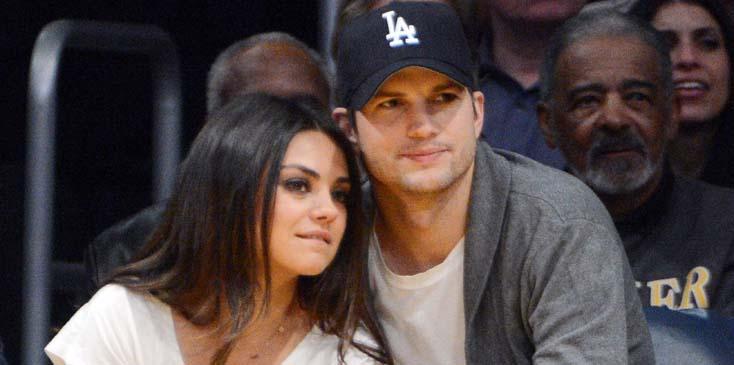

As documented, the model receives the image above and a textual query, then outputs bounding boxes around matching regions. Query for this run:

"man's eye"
[283,179,310,193]
[432,93,458,104]
[626,92,650,103]
[378,99,400,108]
[573,95,599,109]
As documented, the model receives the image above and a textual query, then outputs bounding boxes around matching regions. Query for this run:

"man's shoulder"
[488,147,612,225]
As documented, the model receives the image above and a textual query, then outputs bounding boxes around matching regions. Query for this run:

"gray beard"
[570,154,659,195]
[566,127,663,195]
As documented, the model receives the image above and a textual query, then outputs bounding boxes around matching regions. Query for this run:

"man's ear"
[667,95,681,141]
[332,107,358,144]
[537,102,557,149]
[472,91,485,139]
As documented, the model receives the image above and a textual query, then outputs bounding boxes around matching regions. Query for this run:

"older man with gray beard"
[538,10,734,317]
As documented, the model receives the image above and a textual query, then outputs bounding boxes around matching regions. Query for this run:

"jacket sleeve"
[522,218,653,364]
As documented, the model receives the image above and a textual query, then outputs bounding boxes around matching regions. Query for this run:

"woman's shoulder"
[284,326,383,365]
[45,284,182,365]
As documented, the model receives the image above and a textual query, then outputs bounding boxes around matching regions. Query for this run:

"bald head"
[207,32,332,112]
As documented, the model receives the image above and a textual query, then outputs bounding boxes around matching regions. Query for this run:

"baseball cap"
[335,2,475,110]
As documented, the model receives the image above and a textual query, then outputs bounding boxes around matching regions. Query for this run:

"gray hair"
[206,32,333,112]
[539,9,673,104]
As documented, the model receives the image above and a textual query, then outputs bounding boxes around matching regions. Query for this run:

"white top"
[45,284,379,365]
[369,233,466,365]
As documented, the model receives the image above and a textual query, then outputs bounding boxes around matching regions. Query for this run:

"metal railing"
[23,19,181,365]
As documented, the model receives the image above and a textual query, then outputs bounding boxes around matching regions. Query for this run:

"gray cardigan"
[461,143,654,364]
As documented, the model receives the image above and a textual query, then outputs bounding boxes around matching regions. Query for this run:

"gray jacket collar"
[463,143,511,324]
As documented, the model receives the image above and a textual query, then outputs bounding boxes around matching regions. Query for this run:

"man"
[85,32,332,286]
[537,10,734,316]
[332,2,653,363]
[475,0,587,169]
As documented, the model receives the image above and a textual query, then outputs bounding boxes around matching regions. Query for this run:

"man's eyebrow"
[373,89,405,99]
[621,79,656,91]
[567,83,605,99]
[433,80,464,92]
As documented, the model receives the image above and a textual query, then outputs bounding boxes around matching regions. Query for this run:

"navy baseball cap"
[335,2,475,110]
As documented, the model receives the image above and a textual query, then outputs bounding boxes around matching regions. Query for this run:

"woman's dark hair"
[109,93,391,364]
[631,0,734,187]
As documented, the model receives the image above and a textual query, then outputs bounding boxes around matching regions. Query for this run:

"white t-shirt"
[45,284,379,365]
[369,233,466,365]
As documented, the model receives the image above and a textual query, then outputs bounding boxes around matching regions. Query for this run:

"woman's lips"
[674,80,708,99]
[296,230,332,244]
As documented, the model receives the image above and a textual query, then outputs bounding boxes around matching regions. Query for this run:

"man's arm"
[524,218,654,364]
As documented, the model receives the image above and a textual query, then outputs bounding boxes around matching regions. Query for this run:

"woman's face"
[267,130,351,280]
[653,2,731,124]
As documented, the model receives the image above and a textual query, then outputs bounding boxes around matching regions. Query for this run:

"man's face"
[538,36,675,195]
[485,0,586,25]
[335,66,484,195]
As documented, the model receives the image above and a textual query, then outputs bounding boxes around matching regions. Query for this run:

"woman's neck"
[174,277,310,365]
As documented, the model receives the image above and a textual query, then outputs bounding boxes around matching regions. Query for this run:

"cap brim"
[348,58,473,110]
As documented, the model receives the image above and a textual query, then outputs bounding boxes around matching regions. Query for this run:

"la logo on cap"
[382,10,420,48]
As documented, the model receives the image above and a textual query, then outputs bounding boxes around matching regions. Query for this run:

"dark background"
[1,1,321,363]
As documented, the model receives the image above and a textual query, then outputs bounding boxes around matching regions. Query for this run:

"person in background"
[631,0,734,188]
[332,2,653,363]
[472,0,586,169]
[47,94,392,364]
[85,32,333,288]
[538,10,734,316]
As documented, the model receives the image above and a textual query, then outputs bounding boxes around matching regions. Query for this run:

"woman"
[632,0,734,188]
[45,94,392,364]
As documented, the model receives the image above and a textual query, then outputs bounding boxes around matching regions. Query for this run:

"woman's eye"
[283,179,309,193]
[699,37,721,51]
[331,189,350,205]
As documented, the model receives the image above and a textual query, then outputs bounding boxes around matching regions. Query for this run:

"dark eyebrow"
[567,83,605,100]
[335,177,352,185]
[281,164,351,184]
[433,80,465,93]
[373,90,404,99]
[693,27,722,39]
[621,79,656,91]
[281,164,319,178]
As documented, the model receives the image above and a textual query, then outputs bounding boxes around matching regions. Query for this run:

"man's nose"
[405,104,439,139]
[597,94,631,131]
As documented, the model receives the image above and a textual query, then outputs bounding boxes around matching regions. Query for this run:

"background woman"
[633,0,734,188]
[45,94,391,364]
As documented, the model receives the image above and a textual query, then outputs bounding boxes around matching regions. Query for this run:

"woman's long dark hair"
[631,0,734,187]
[108,93,391,364]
